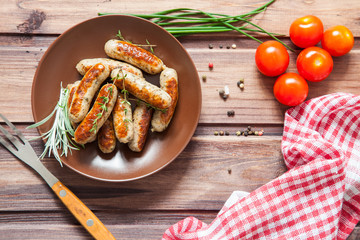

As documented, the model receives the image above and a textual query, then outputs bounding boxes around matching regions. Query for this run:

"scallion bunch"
[98,0,293,51]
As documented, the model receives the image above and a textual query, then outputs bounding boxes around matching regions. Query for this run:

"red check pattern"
[163,93,360,240]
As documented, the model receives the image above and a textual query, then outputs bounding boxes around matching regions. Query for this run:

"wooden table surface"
[1,0,360,239]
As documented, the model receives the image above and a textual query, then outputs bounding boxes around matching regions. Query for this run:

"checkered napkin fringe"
[163,93,360,240]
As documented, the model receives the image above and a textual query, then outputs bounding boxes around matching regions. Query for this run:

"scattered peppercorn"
[228,169,232,174]
[202,75,207,82]
[247,126,251,131]
[244,131,248,136]
[218,89,225,99]
[237,79,245,90]
[209,63,213,69]
[219,45,223,49]
[214,131,219,136]
[232,44,237,49]
[227,110,235,117]
[225,131,230,136]
[219,131,224,136]
[219,86,229,100]
[226,46,230,49]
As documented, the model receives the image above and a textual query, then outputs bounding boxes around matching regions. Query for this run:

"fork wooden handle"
[52,181,116,240]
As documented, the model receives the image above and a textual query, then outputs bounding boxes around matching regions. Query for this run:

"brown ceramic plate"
[31,15,201,181]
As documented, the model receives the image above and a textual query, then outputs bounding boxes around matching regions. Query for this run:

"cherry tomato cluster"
[255,15,354,106]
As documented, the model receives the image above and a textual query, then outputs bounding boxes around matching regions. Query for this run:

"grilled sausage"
[105,39,164,74]
[69,63,110,123]
[128,102,153,152]
[74,84,117,145]
[151,68,178,132]
[113,93,134,143]
[76,58,143,77]
[67,81,80,109]
[66,81,81,128]
[98,118,116,153]
[111,68,172,109]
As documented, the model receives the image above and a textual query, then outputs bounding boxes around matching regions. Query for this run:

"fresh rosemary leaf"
[26,83,79,166]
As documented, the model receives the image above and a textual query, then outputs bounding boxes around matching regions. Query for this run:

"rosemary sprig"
[27,83,79,166]
[135,99,168,113]
[116,30,156,52]
[111,71,133,130]
[99,0,294,51]
[116,30,131,43]
[90,86,114,134]
[112,70,131,106]
[146,39,154,53]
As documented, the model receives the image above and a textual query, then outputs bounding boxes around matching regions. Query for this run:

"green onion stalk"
[98,0,293,51]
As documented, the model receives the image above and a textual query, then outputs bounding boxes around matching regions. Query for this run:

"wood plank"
[1,35,360,123]
[1,0,360,35]
[0,210,215,240]
[0,210,358,240]
[0,124,285,212]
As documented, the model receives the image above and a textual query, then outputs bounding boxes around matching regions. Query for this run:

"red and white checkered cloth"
[163,92,360,240]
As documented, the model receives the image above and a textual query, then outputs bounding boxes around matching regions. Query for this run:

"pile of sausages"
[66,39,178,153]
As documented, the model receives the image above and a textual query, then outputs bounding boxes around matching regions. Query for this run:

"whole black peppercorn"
[227,110,235,117]
[225,131,230,136]
[219,131,224,136]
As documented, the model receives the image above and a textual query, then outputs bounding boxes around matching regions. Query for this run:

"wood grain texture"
[1,35,360,123]
[0,210,216,240]
[1,0,360,35]
[0,125,285,212]
[1,0,360,239]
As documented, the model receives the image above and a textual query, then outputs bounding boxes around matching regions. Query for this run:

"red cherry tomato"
[255,40,289,77]
[322,25,354,57]
[297,47,333,82]
[289,15,324,48]
[273,73,308,106]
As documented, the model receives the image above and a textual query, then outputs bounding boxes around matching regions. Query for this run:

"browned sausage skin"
[105,39,164,74]
[69,63,110,123]
[74,84,117,145]
[128,102,153,152]
[111,68,172,109]
[66,81,81,128]
[151,68,178,132]
[113,93,134,143]
[98,118,116,154]
[76,58,143,77]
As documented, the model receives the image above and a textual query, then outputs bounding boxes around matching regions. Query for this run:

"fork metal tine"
[0,113,26,142]
[0,123,24,149]
[0,135,19,157]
